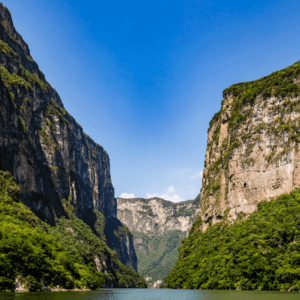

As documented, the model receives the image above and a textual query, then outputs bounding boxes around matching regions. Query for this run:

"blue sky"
[5,0,300,201]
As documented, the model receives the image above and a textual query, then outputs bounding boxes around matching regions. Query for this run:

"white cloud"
[190,171,203,180]
[120,193,135,198]
[146,185,184,203]
[167,185,175,194]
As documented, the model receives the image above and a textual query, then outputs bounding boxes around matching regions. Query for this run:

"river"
[0,289,299,300]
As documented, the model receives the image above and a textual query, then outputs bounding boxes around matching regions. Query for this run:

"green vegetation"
[93,209,106,242]
[242,157,255,166]
[134,230,186,288]
[0,171,103,291]
[131,195,200,287]
[19,65,49,92]
[206,60,300,170]
[212,124,221,144]
[38,127,58,152]
[19,117,32,144]
[0,40,50,109]
[202,61,300,215]
[114,222,131,239]
[174,206,195,218]
[165,189,300,291]
[0,171,147,291]
[46,99,71,130]
[26,55,33,62]
[44,200,147,288]
[0,66,30,107]
[90,149,98,159]
[0,40,50,108]
[38,100,72,152]
[208,60,300,133]
[0,40,18,58]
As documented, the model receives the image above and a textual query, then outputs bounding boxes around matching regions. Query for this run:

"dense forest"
[0,170,147,291]
[165,189,300,291]
[134,230,186,287]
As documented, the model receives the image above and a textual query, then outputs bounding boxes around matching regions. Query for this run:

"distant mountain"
[117,195,200,288]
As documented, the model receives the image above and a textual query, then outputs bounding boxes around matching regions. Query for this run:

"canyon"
[0,3,143,288]
[117,196,199,287]
[199,61,300,231]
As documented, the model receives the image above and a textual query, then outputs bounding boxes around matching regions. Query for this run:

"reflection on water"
[0,289,300,300]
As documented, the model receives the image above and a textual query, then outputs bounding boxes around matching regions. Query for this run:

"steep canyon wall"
[0,4,137,272]
[200,60,300,231]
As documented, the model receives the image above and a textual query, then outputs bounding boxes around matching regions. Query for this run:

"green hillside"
[134,230,186,287]
[0,170,146,291]
[165,189,300,291]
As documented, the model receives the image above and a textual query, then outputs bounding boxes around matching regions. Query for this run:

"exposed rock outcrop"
[117,196,199,287]
[0,3,137,273]
[117,197,199,237]
[200,60,300,231]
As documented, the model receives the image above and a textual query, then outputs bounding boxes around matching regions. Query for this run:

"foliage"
[0,171,147,290]
[209,60,300,131]
[46,99,71,130]
[114,222,131,239]
[193,193,201,206]
[174,205,196,218]
[18,116,32,144]
[38,127,58,151]
[0,40,49,109]
[165,189,300,291]
[206,60,300,170]
[93,209,106,242]
[0,171,103,291]
[0,40,18,58]
[134,230,186,287]
[19,65,49,92]
[0,66,30,107]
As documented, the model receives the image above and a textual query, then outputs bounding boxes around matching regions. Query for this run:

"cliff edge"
[200,60,300,231]
[0,3,138,278]
[117,196,199,287]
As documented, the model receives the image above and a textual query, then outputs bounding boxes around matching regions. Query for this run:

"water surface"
[0,289,299,300]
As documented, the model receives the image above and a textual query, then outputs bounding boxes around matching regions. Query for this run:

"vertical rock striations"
[117,196,200,287]
[200,60,300,231]
[117,197,199,237]
[0,4,137,273]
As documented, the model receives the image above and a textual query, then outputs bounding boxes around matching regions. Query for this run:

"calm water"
[0,289,299,300]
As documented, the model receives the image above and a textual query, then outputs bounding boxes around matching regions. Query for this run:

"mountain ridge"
[117,195,199,287]
[165,59,300,291]
[0,3,145,288]
[199,60,300,231]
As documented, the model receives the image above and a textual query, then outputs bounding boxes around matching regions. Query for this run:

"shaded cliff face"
[117,196,199,287]
[200,60,300,231]
[117,197,199,237]
[0,4,137,273]
[104,217,138,271]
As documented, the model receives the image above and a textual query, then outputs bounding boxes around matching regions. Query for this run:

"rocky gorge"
[0,3,145,289]
[117,196,199,287]
[165,60,300,291]
[199,60,300,231]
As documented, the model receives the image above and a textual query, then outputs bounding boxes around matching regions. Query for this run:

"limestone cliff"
[117,197,199,237]
[0,4,137,275]
[117,196,199,287]
[200,60,300,231]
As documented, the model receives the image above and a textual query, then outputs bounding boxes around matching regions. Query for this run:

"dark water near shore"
[0,289,300,300]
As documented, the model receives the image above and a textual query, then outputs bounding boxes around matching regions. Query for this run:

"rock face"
[0,4,137,271]
[200,60,300,231]
[117,197,199,237]
[117,196,199,287]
